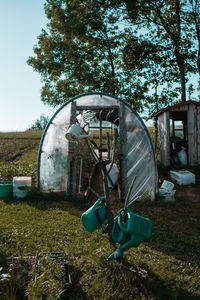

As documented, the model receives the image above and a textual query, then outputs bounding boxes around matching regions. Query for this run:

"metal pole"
[78,159,83,193]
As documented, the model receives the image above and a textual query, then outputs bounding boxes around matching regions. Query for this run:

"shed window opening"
[171,120,184,139]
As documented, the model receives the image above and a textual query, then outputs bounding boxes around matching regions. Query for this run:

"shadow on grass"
[129,197,200,268]
[98,258,199,300]
[3,191,200,267]
[0,251,29,300]
[142,262,200,300]
[3,190,89,217]
[68,264,93,300]
[149,227,200,267]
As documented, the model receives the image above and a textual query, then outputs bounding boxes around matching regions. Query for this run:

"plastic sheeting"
[38,93,157,203]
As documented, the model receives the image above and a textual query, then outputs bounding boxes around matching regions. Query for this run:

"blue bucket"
[81,197,107,232]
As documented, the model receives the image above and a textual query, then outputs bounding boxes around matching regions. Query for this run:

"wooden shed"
[153,100,200,166]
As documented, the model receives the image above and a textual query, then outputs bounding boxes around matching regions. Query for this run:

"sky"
[0,0,57,132]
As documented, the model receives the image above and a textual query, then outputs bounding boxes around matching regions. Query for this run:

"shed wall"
[158,111,170,166]
[158,103,200,166]
[188,104,197,165]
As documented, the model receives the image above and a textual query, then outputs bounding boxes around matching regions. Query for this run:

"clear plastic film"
[38,93,157,202]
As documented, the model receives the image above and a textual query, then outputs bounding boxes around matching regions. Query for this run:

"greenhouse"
[38,92,157,206]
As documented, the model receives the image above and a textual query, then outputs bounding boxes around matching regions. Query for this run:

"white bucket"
[13,177,31,198]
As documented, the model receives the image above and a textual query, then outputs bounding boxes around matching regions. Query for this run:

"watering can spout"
[107,248,124,262]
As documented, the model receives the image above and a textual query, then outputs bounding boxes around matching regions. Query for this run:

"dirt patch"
[9,256,36,279]
[175,186,200,203]
[5,144,38,162]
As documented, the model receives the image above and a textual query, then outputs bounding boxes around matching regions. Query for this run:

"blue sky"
[0,0,57,132]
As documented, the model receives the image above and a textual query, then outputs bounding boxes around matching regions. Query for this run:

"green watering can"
[108,208,152,261]
[117,208,152,240]
[81,197,107,233]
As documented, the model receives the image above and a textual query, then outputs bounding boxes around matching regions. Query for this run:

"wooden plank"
[173,105,188,111]
[158,112,170,166]
[158,114,164,163]
[187,104,197,165]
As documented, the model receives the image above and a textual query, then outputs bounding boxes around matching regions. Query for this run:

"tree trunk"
[176,51,186,102]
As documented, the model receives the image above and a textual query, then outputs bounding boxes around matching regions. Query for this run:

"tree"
[30,114,50,130]
[27,0,148,112]
[123,38,180,151]
[188,0,200,76]
[119,0,197,102]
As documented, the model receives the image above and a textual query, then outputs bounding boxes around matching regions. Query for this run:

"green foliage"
[30,114,50,130]
[27,0,200,122]
[122,0,198,102]
[123,38,181,118]
[27,0,151,112]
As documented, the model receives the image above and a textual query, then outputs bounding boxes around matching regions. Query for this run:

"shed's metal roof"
[153,100,200,117]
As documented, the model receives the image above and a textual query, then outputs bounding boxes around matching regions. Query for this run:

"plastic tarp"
[38,93,157,203]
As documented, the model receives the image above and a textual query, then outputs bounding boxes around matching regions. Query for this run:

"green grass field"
[0,130,200,299]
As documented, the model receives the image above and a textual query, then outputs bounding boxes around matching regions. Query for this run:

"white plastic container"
[159,180,176,201]
[159,180,174,194]
[178,147,187,165]
[13,177,31,198]
[170,170,195,185]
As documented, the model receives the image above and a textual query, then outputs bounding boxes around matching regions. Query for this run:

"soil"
[175,186,200,203]
[5,144,39,163]
[8,256,36,279]
[162,173,200,203]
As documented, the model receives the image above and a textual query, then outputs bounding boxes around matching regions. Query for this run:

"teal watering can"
[108,208,152,261]
[117,208,152,240]
[81,197,107,233]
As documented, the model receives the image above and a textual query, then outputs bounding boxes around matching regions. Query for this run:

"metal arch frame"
[37,92,158,199]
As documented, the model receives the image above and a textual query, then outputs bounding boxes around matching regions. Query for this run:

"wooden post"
[107,132,110,160]
[67,101,77,197]
[100,162,115,246]
[119,102,126,202]
[99,119,103,160]
[158,112,170,166]
[188,104,197,165]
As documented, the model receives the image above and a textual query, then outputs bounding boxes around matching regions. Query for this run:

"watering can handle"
[95,200,106,230]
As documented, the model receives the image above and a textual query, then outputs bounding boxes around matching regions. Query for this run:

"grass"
[0,130,200,299]
[0,197,199,299]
